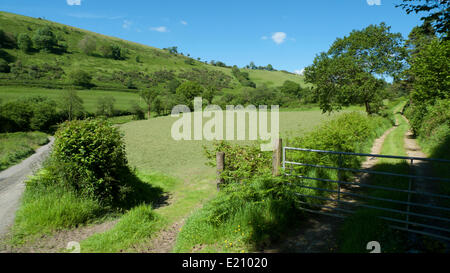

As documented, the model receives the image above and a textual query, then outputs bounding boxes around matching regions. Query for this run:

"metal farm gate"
[282,146,450,242]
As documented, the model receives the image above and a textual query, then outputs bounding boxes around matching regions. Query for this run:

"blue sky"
[1,0,423,73]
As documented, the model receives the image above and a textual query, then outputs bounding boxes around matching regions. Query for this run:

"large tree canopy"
[305,23,405,114]
[396,0,449,39]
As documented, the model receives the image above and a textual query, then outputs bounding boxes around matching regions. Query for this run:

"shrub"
[17,33,33,52]
[69,69,93,88]
[0,59,10,73]
[204,142,271,186]
[78,36,96,55]
[51,119,129,204]
[32,26,57,52]
[130,102,145,120]
[0,96,59,133]
[0,29,17,48]
[175,81,204,107]
[96,95,116,117]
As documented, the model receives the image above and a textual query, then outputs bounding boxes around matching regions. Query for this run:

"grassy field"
[120,109,359,178]
[0,131,48,171]
[0,86,146,113]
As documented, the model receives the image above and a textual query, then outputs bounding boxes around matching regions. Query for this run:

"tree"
[175,81,204,108]
[266,64,274,71]
[0,59,9,73]
[409,39,449,102]
[110,44,125,60]
[280,80,302,98]
[59,90,84,121]
[32,26,57,52]
[69,69,93,88]
[396,0,449,39]
[152,96,163,116]
[166,46,178,54]
[96,96,116,117]
[99,44,113,58]
[78,36,96,55]
[139,88,159,119]
[99,44,126,60]
[0,29,17,49]
[305,23,406,114]
[17,33,32,52]
[249,61,256,69]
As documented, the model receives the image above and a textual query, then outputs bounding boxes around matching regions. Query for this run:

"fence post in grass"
[272,138,282,177]
[216,152,225,191]
[337,154,342,201]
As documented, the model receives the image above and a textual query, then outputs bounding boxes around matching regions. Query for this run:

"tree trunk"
[147,105,151,120]
[365,101,371,115]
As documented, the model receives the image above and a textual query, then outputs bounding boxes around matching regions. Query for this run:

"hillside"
[0,11,305,94]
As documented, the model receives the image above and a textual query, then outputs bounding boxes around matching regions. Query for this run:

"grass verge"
[0,131,48,171]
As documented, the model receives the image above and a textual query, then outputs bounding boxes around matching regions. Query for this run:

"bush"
[69,69,93,88]
[204,142,271,187]
[176,81,204,107]
[130,102,145,120]
[17,33,33,53]
[32,26,57,52]
[96,96,116,117]
[78,36,96,55]
[0,59,10,73]
[51,119,129,204]
[288,112,391,181]
[0,29,17,48]
[0,96,59,133]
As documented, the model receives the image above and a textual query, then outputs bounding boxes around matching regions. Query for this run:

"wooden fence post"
[216,152,225,191]
[272,138,282,177]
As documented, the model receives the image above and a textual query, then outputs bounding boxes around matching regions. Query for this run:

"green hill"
[0,11,305,94]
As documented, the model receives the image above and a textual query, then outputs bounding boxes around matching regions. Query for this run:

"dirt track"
[0,137,54,238]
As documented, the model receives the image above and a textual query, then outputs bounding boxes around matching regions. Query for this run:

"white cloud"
[294,68,305,75]
[67,0,81,6]
[181,20,188,25]
[150,26,169,33]
[366,0,381,6]
[122,20,132,29]
[261,36,268,40]
[271,32,287,45]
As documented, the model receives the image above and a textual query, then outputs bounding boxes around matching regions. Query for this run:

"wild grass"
[11,180,107,245]
[9,169,173,247]
[0,131,48,171]
[80,204,165,253]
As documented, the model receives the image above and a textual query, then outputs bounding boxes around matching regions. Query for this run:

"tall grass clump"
[80,204,165,253]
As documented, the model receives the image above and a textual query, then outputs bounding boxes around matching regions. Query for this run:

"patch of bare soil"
[130,219,185,253]
[263,122,397,253]
[1,220,118,253]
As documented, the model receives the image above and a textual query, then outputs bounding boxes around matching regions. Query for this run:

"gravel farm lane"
[0,137,54,237]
